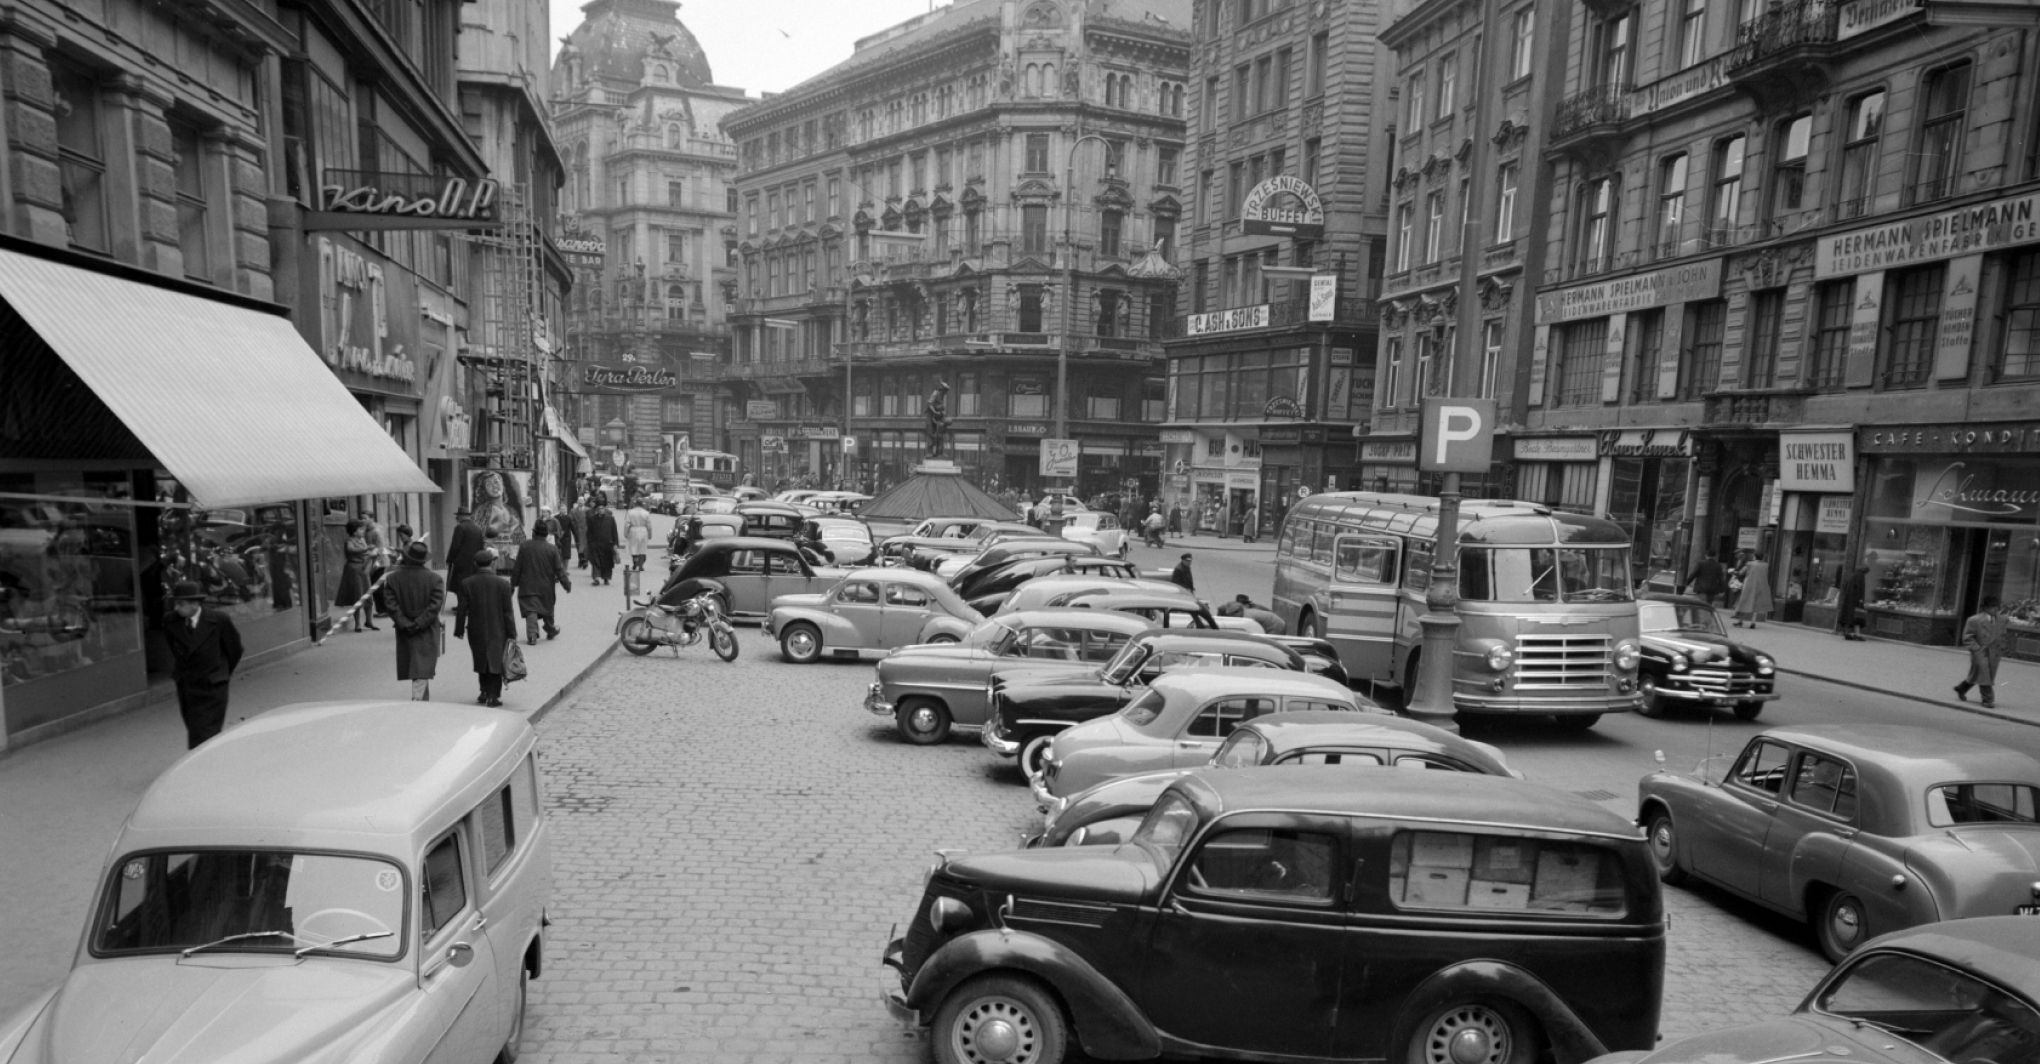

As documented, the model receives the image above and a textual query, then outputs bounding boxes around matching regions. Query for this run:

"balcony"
[1551,85,1631,158]
[1727,0,1838,99]
[1703,389,1812,427]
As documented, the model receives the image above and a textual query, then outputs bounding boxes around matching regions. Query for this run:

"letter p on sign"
[1419,398,1496,474]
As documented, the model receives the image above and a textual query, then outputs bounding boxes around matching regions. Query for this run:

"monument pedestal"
[914,459,961,476]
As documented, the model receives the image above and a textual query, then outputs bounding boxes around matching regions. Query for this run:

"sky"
[548,0,955,97]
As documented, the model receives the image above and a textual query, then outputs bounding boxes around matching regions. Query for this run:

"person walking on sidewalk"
[567,496,591,570]
[1954,596,2010,707]
[511,524,571,644]
[1837,564,1870,641]
[445,507,485,609]
[624,498,654,571]
[335,519,378,632]
[455,548,517,707]
[585,495,620,585]
[1682,553,1729,608]
[1731,551,1774,628]
[1171,552,1195,593]
[385,541,445,701]
[163,581,243,748]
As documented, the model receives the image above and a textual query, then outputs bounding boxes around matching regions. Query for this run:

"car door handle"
[469,915,488,932]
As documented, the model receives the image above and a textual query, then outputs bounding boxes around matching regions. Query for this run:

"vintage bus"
[687,450,740,489]
[1272,492,1642,727]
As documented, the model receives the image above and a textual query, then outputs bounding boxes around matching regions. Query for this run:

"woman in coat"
[584,496,621,585]
[456,548,519,707]
[384,541,445,700]
[1732,550,1775,628]
[623,500,654,571]
[334,519,377,632]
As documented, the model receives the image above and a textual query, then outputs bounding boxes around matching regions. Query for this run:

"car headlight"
[1755,654,1775,676]
[1669,654,1689,673]
[1614,641,1641,671]
[928,896,976,934]
[1484,644,1514,671]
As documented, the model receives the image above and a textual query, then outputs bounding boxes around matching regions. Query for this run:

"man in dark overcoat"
[584,495,621,585]
[445,507,486,609]
[567,496,592,570]
[456,548,519,707]
[510,524,571,644]
[162,580,243,748]
[385,541,445,700]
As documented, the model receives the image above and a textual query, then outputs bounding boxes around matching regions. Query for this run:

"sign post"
[1407,399,1497,732]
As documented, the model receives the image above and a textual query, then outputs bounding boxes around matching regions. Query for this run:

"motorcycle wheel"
[710,624,740,662]
[619,617,659,656]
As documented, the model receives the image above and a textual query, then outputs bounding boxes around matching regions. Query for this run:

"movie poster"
[466,468,530,546]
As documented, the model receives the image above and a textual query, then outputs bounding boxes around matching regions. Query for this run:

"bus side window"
[1406,541,1433,592]
[1334,537,1397,585]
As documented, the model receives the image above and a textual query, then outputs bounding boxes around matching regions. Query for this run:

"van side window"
[420,832,468,939]
[476,786,516,874]
[1389,832,1627,915]
[1186,827,1338,901]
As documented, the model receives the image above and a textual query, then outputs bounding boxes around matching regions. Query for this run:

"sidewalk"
[0,534,659,1019]
[1729,616,2040,724]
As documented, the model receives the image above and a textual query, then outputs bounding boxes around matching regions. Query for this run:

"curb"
[529,629,624,727]
[1776,665,2035,727]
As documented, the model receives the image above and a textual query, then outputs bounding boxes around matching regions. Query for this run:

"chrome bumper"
[1655,684,1778,705]
[980,720,1019,757]
[865,682,894,717]
[880,936,919,1027]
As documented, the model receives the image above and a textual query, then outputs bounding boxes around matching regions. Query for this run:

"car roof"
[1074,590,1203,610]
[735,501,804,515]
[1148,667,1354,700]
[1126,628,1301,662]
[1176,765,1641,839]
[996,608,1155,633]
[1242,710,1493,759]
[840,566,946,586]
[1753,724,2040,778]
[692,535,805,553]
[120,702,535,853]
[1848,917,2040,997]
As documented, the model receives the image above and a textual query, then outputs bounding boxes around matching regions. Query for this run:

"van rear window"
[1388,831,1627,916]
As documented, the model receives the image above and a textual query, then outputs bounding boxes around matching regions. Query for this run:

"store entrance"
[1228,487,1258,541]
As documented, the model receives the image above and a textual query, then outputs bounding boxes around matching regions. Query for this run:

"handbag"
[503,638,528,683]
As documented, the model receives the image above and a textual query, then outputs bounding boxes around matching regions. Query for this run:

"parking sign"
[1418,398,1496,473]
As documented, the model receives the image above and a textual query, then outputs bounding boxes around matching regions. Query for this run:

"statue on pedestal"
[925,379,952,459]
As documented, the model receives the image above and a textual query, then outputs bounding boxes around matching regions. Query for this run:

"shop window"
[1744,290,1783,388]
[1808,280,1853,391]
[1010,376,1048,418]
[1086,395,1121,419]
[1999,249,2040,381]
[1880,265,1943,389]
[1677,300,1726,400]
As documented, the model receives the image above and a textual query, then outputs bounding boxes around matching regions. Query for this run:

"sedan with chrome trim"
[766,568,982,664]
[1635,595,1777,719]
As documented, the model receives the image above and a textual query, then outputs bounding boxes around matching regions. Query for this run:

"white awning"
[544,405,590,460]
[0,248,439,509]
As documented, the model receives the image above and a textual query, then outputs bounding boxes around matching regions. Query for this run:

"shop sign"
[1861,422,2040,454]
[582,364,679,392]
[1816,496,1853,535]
[320,239,418,386]
[1159,429,1196,444]
[1694,477,1713,517]
[760,435,787,454]
[1535,260,1722,323]
[311,172,500,230]
[1040,438,1079,478]
[1514,436,1600,461]
[1264,396,1304,419]
[1936,256,1981,380]
[1241,176,1326,239]
[1909,459,2040,521]
[1225,471,1260,490]
[787,425,840,440]
[1817,192,2040,277]
[1262,426,1302,444]
[745,400,778,420]
[1599,428,1692,458]
[1301,426,1326,444]
[1307,274,1338,321]
[1185,304,1270,335]
[1737,528,1761,550]
[1008,423,1048,436]
[1137,441,1165,456]
[1629,55,1731,118]
[1764,480,1782,526]
[1838,0,1922,40]
[1361,438,1417,463]
[559,237,606,269]
[1779,432,1856,492]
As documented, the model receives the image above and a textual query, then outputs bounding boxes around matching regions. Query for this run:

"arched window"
[666,284,687,319]
[653,64,667,82]
[667,124,683,148]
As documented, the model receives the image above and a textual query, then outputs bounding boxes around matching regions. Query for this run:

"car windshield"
[1925,783,2040,827]
[972,618,1024,652]
[1640,601,1727,635]
[1100,640,1154,685]
[1119,689,1167,727]
[1813,951,2040,1054]
[1130,790,1201,870]
[1460,546,1635,604]
[95,850,404,959]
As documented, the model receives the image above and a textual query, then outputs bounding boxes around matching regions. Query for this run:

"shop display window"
[1,472,143,687]
[1862,521,1954,617]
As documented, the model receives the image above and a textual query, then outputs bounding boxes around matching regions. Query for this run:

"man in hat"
[1232,593,1286,636]
[1171,552,1195,592]
[510,523,571,644]
[162,581,243,748]
[385,540,445,700]
[456,548,518,707]
[445,506,486,609]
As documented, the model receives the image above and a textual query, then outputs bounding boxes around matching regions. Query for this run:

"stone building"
[721,0,1191,497]
[1161,0,1391,539]
[550,0,748,486]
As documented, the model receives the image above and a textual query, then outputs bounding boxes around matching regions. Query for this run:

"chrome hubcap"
[909,706,937,732]
[1831,902,1862,947]
[1425,1006,1509,1064]
[788,631,815,657]
[956,1000,1034,1063]
[1651,821,1672,865]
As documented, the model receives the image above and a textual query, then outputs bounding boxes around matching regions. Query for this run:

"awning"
[757,377,809,396]
[0,247,440,509]
[543,405,591,461]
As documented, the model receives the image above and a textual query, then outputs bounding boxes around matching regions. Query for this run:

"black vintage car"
[982,628,1313,777]
[883,767,1666,1064]
[1635,594,1778,719]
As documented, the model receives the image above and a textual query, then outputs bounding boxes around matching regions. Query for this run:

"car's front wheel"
[1644,808,1687,885]
[932,973,1067,1064]
[896,697,952,745]
[927,632,961,645]
[1816,888,1870,962]
[1018,735,1054,782]
[779,622,822,664]
[1405,998,1537,1064]
[1550,713,1601,731]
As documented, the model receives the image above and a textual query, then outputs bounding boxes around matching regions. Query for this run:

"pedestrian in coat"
[584,497,621,585]
[543,506,576,565]
[334,519,378,632]
[456,548,518,707]
[624,500,654,571]
[1953,596,2011,707]
[445,507,486,608]
[568,498,591,570]
[162,580,243,748]
[384,541,445,700]
[1168,504,1183,536]
[1837,564,1870,641]
[510,524,571,644]
[1731,551,1775,628]
[1682,554,1729,608]
[1171,552,1195,592]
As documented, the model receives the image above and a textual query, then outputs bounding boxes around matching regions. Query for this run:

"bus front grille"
[1514,634,1612,687]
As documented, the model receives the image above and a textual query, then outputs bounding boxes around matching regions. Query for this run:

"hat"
[1235,593,1252,603]
[403,541,431,564]
[170,580,205,601]
[1180,553,1193,561]
[474,547,498,566]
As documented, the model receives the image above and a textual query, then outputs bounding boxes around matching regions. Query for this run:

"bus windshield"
[1459,546,1633,604]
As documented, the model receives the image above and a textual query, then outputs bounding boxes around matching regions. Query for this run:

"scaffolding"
[463,184,549,501]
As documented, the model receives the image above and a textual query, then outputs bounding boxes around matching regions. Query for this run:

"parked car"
[1064,588,1240,631]
[804,516,876,566]
[1635,594,1778,718]
[658,536,845,622]
[991,571,1180,615]
[936,537,1092,583]
[669,512,745,562]
[1031,710,1518,847]
[983,628,1317,777]
[1033,490,1089,514]
[733,501,807,541]
[766,568,983,663]
[865,609,1154,744]
[1638,723,2040,961]
[1060,511,1127,558]
[1032,670,1385,806]
[883,768,1664,1064]
[954,555,1143,613]
[877,517,998,565]
[805,491,871,514]
[1581,917,2040,1064]
[905,521,1044,570]
[731,485,772,502]
[0,702,551,1064]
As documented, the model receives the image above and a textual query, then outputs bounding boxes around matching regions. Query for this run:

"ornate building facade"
[722,0,1191,496]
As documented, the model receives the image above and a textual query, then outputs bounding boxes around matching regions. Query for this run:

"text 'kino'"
[320,177,499,219]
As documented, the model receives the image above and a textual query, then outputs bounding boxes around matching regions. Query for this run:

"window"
[1100,210,1123,257]
[51,61,108,252]
[1021,205,1049,255]
[1406,71,1426,129]
[1189,696,1274,739]
[1154,214,1177,258]
[1595,13,1631,88]
[1011,372,1047,415]
[1158,145,1179,186]
[1018,286,1045,332]
[1555,318,1607,406]
[1382,336,1404,407]
[1494,163,1518,242]
[1188,827,1336,900]
[1790,753,1859,819]
[1709,136,1745,245]
[1204,76,1219,124]
[1274,48,1292,110]
[1770,115,1811,228]
[420,832,468,939]
[1480,321,1503,398]
[1510,6,1535,79]
[1912,64,1970,204]
[1228,162,1244,220]
[1837,90,1885,221]
[1675,0,1706,68]
[1253,55,1272,114]
[1414,331,1436,396]
[667,178,685,207]
[1303,138,1321,187]
[1576,177,1616,275]
[1629,310,1663,402]
[1881,264,1944,388]
[666,230,687,267]
[1389,832,1626,914]
[170,119,210,279]
[1745,290,1783,388]
[1025,133,1050,173]
[827,177,842,217]
[1309,32,1329,96]
[884,583,931,607]
[2003,250,2040,379]
[1436,53,1455,118]
[1732,739,1792,794]
[1424,192,1444,263]
[1394,203,1413,271]
[1656,154,1688,258]
[475,785,516,873]
[1808,280,1854,390]
[1678,299,1726,399]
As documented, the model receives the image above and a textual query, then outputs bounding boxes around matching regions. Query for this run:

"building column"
[108,74,177,272]
[0,23,65,243]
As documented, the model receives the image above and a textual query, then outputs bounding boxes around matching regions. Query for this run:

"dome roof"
[556,0,714,89]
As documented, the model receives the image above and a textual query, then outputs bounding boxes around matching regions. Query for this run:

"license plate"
[2016,905,2040,916]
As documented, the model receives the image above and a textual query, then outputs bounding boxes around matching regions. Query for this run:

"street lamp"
[1057,132,1117,482]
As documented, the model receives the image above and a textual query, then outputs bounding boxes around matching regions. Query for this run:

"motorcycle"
[615,592,740,661]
